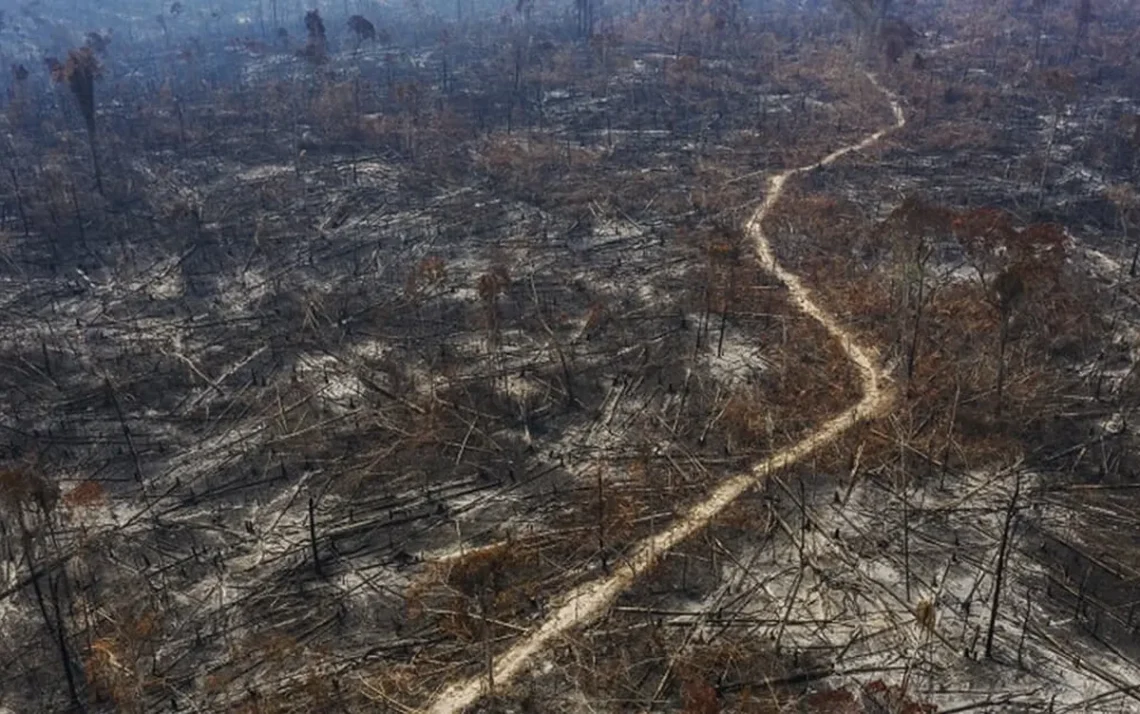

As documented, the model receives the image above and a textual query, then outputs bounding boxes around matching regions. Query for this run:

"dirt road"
[425,73,906,714]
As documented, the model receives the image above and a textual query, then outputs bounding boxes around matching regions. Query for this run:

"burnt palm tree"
[300,9,328,63]
[348,15,376,51]
[52,47,103,195]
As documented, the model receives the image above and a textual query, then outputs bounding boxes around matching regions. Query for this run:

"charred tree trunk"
[996,312,1010,417]
[85,123,103,197]
[309,496,322,578]
[19,512,84,712]
[985,470,1021,659]
[7,167,30,236]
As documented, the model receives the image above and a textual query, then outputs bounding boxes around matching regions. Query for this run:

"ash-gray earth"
[1,0,1140,712]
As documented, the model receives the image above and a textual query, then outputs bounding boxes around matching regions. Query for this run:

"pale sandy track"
[424,73,906,714]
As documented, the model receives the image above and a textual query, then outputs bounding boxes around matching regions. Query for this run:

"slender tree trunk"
[68,183,87,250]
[940,380,960,489]
[717,268,734,358]
[597,469,607,573]
[1125,214,1138,277]
[20,515,83,711]
[86,126,103,197]
[1037,109,1062,210]
[1033,20,1043,69]
[48,570,84,711]
[7,167,30,236]
[1018,586,1032,667]
[174,98,186,148]
[985,470,1021,659]
[309,496,322,578]
[481,594,494,699]
[906,262,926,388]
[900,435,911,602]
[996,313,1009,417]
[697,279,711,355]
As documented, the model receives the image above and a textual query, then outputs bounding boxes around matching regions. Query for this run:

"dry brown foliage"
[408,540,548,641]
[723,393,770,453]
[681,674,721,713]
[0,467,59,514]
[312,82,356,136]
[477,134,601,191]
[63,480,106,509]
[405,255,448,301]
[802,688,861,713]
[82,610,162,712]
[767,178,1093,479]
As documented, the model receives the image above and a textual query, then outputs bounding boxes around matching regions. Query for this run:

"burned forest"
[1,0,1139,711]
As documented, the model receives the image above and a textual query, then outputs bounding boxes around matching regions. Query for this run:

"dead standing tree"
[575,0,595,39]
[0,131,31,237]
[879,197,955,391]
[956,209,1012,414]
[0,469,85,712]
[836,0,894,55]
[347,15,376,51]
[954,209,1066,416]
[993,269,1025,418]
[1105,184,1139,276]
[8,63,30,128]
[478,265,511,360]
[51,47,103,196]
[986,469,1022,659]
[1037,69,1077,210]
[299,9,328,64]
[1071,0,1093,61]
[700,230,743,359]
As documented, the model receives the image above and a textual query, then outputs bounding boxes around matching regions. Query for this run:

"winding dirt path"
[425,73,906,714]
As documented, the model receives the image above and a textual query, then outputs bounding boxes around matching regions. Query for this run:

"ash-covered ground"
[1,0,1140,712]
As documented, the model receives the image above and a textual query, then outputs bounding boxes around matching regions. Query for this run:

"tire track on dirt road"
[425,73,906,714]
